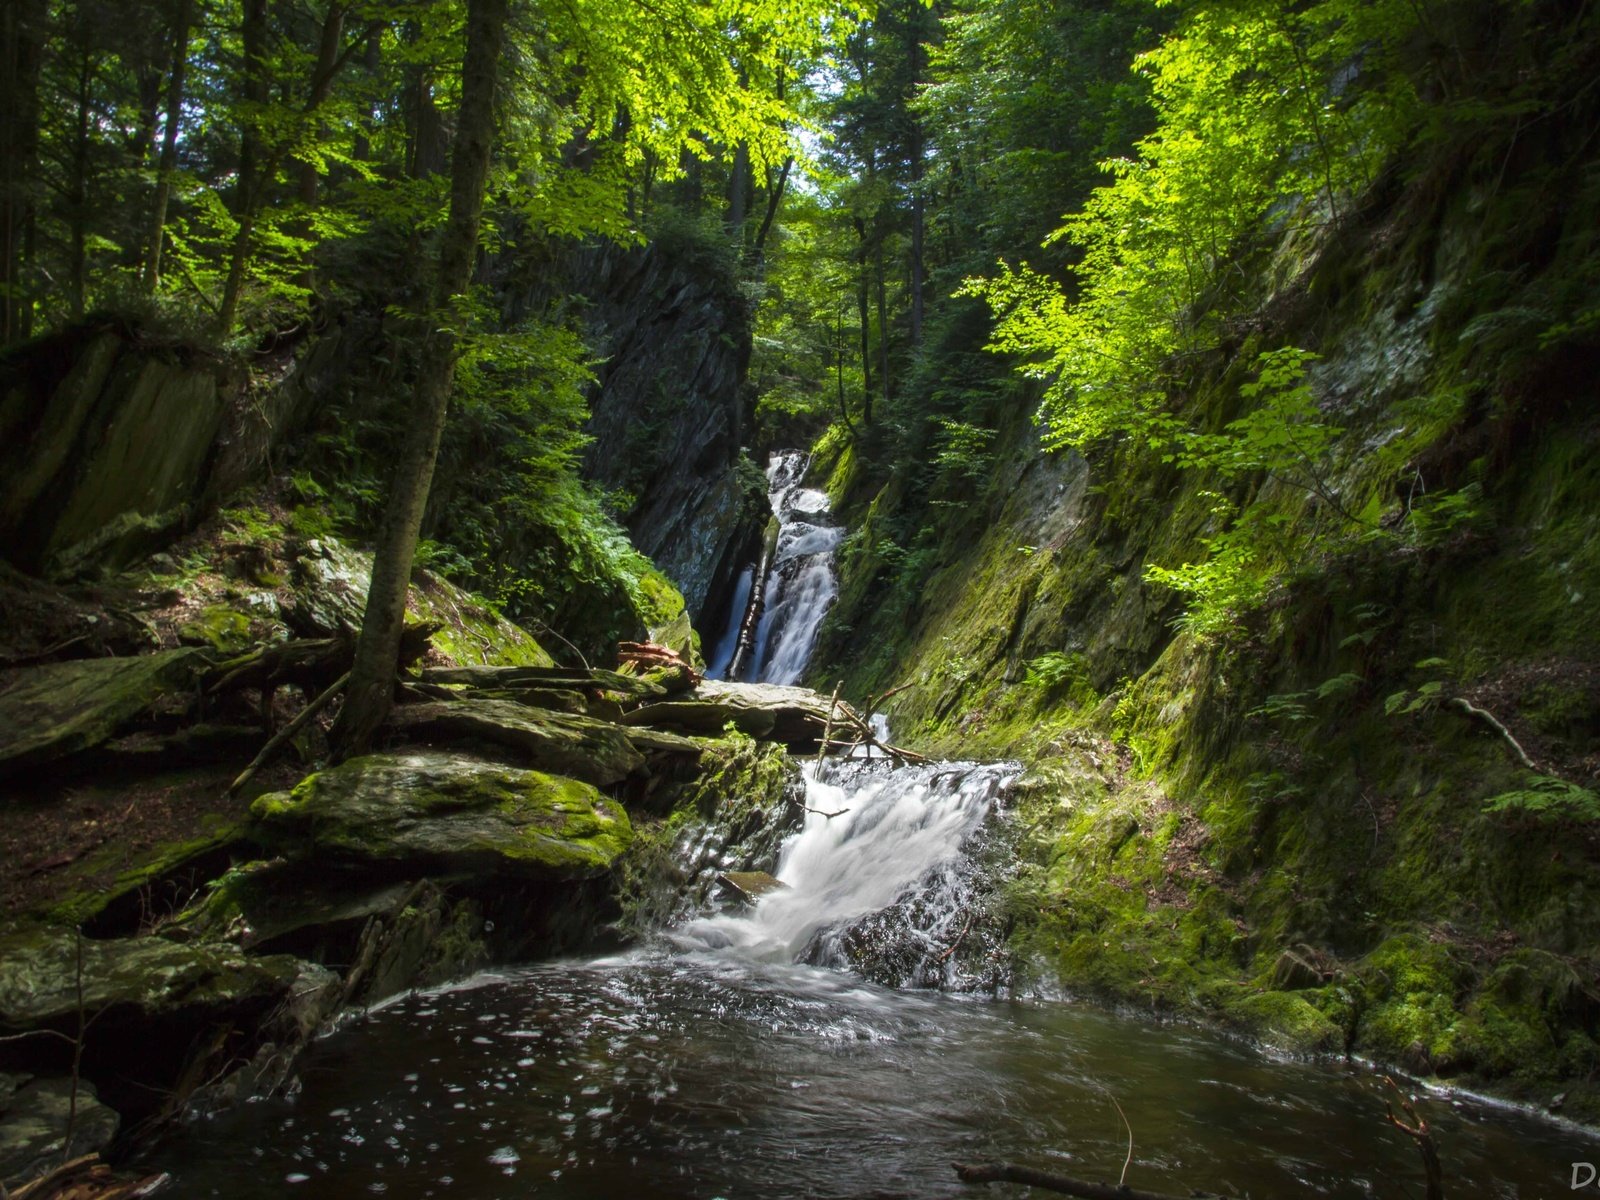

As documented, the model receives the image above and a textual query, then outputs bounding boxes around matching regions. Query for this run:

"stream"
[148,759,1600,1200]
[147,453,1599,1198]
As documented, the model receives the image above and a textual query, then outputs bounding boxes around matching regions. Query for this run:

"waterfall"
[675,754,1018,985]
[708,450,841,684]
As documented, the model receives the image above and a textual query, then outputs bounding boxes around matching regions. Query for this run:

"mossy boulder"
[0,648,211,774]
[250,751,633,878]
[176,603,254,653]
[0,924,302,1030]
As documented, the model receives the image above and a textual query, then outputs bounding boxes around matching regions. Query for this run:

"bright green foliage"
[967,0,1419,453]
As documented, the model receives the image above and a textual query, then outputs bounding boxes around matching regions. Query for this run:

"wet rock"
[250,751,633,878]
[0,648,211,774]
[386,700,647,786]
[622,680,848,749]
[715,871,788,904]
[0,323,229,579]
[0,924,303,1031]
[0,1076,120,1187]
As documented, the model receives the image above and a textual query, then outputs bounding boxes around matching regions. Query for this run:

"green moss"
[44,818,244,926]
[176,603,254,652]
[1224,991,1344,1054]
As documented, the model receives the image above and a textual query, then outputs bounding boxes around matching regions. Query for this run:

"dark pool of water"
[148,951,1597,1199]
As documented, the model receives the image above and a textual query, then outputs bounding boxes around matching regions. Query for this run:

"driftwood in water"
[1384,1076,1445,1200]
[728,519,780,681]
[951,1162,1242,1200]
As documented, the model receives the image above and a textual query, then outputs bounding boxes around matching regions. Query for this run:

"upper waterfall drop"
[707,450,841,684]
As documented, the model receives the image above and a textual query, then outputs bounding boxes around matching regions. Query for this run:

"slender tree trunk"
[726,139,749,234]
[216,0,269,335]
[332,0,509,758]
[874,232,890,411]
[2,0,45,343]
[297,2,347,296]
[853,216,872,424]
[69,32,94,318]
[907,21,926,347]
[353,25,381,163]
[835,306,855,433]
[750,156,791,262]
[143,0,192,293]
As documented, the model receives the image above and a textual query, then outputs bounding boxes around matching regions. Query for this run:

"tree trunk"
[726,139,749,235]
[353,25,381,163]
[854,216,872,424]
[331,0,509,758]
[0,0,45,344]
[69,29,94,318]
[296,2,347,295]
[750,156,791,262]
[216,0,269,335]
[143,0,192,293]
[874,230,890,412]
[907,16,926,346]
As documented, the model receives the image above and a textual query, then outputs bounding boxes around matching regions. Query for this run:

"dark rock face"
[0,325,229,577]
[548,243,768,626]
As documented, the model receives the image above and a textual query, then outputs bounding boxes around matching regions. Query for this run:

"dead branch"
[816,681,842,770]
[1383,1076,1445,1200]
[934,912,974,963]
[950,1162,1242,1199]
[227,671,349,797]
[1447,697,1536,771]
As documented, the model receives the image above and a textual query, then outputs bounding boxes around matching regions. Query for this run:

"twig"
[1447,697,1537,771]
[64,928,85,1166]
[534,622,590,671]
[1383,1076,1445,1200]
[227,670,349,797]
[1109,1093,1134,1189]
[934,911,974,963]
[816,680,842,769]
[951,1161,1241,1200]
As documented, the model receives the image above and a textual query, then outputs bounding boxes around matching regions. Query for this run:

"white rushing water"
[676,756,1017,967]
[707,450,842,684]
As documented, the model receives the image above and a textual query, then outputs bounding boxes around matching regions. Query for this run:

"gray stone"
[716,871,788,904]
[0,1077,120,1188]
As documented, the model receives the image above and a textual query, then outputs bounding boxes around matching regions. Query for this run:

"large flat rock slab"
[0,648,211,774]
[250,751,632,879]
[386,700,648,785]
[622,679,856,748]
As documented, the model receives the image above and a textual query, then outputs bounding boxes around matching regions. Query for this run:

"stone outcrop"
[0,648,211,775]
[537,242,769,628]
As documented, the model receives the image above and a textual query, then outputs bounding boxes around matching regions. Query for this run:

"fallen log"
[418,664,666,698]
[951,1162,1242,1200]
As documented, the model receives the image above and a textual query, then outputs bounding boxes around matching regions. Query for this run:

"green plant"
[1483,775,1600,824]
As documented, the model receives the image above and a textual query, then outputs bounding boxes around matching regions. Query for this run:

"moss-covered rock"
[0,648,211,774]
[250,751,632,878]
[0,924,302,1030]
